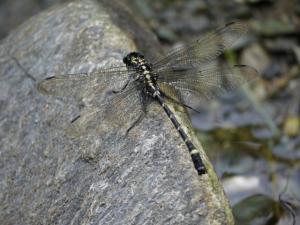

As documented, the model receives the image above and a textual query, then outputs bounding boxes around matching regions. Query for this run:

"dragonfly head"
[123,52,145,69]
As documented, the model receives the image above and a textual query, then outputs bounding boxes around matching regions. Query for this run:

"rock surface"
[0,0,233,224]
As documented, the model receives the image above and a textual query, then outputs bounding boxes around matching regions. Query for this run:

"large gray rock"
[0,0,234,224]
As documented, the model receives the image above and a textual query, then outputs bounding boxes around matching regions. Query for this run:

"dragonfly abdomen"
[156,94,206,175]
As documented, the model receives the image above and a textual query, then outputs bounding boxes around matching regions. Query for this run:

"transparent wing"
[152,22,247,72]
[37,66,135,100]
[157,65,258,108]
[66,81,145,137]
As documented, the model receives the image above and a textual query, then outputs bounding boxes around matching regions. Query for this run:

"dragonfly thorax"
[123,52,159,97]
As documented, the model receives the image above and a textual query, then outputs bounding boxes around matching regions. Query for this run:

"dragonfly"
[37,22,258,175]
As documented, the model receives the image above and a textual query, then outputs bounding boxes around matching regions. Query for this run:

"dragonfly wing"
[158,65,258,108]
[152,22,247,72]
[66,81,146,137]
[37,66,135,100]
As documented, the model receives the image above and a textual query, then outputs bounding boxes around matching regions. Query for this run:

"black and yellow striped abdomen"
[156,94,206,175]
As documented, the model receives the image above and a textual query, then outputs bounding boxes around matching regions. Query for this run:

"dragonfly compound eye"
[123,52,145,68]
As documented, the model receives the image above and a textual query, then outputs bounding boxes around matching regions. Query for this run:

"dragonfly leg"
[125,112,145,135]
[125,91,148,135]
